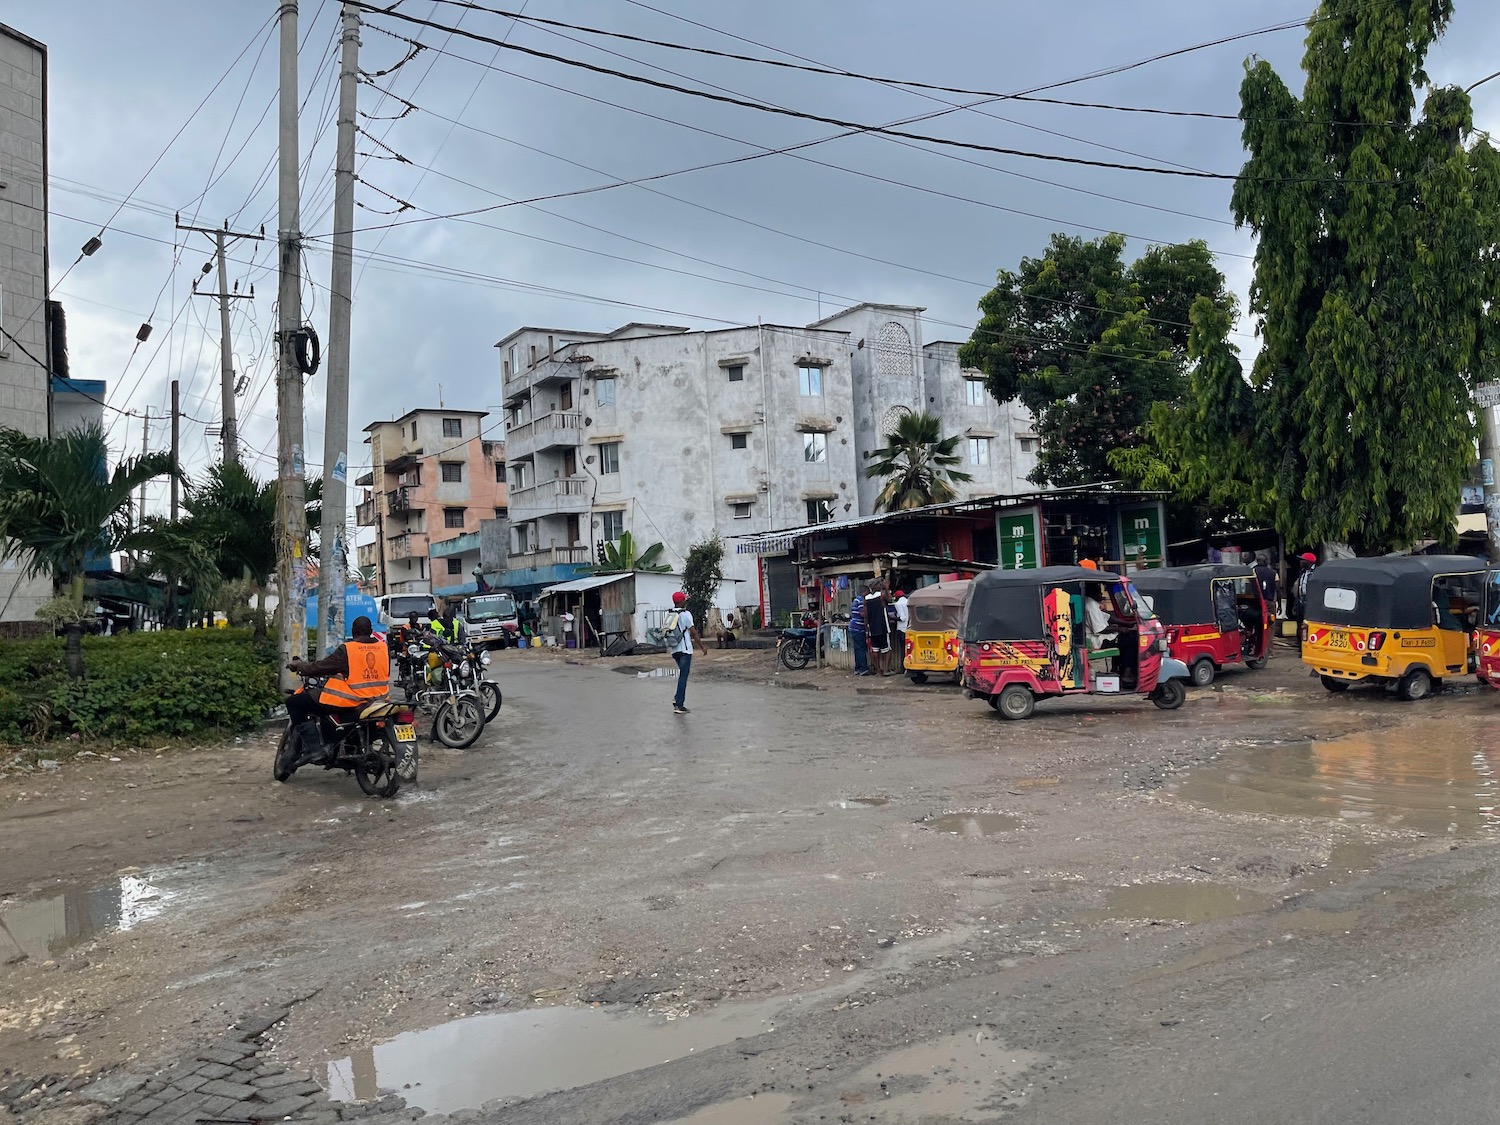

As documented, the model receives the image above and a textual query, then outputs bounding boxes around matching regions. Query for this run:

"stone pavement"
[3,1009,425,1125]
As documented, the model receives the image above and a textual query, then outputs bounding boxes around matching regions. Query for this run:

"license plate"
[394,724,417,742]
[918,645,941,663]
[1327,632,1349,649]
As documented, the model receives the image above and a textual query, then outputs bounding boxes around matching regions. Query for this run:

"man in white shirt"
[893,590,910,672]
[1083,584,1117,648]
[669,590,707,714]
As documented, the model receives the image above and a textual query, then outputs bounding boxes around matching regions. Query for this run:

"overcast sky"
[8,0,1500,516]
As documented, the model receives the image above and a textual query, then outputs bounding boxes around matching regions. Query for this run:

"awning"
[542,573,632,595]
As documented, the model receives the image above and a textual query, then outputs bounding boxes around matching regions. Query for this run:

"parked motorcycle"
[392,638,487,748]
[777,626,818,670]
[274,680,418,798]
[452,641,503,722]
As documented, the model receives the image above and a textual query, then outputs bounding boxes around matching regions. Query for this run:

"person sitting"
[1083,584,1119,649]
[717,611,738,649]
[287,615,391,763]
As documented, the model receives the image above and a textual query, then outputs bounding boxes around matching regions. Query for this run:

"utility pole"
[137,411,150,528]
[276,0,308,686]
[315,1,360,655]
[179,219,263,465]
[170,380,180,520]
[1476,384,1500,561]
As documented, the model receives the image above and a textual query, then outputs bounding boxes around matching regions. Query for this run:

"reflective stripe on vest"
[317,637,390,707]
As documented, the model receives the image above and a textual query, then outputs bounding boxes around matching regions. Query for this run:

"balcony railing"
[534,411,583,450]
[388,532,428,561]
[509,476,590,516]
[507,546,591,571]
[356,497,379,526]
[429,531,482,559]
[387,486,421,515]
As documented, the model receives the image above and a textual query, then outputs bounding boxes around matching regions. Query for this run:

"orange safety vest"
[317,637,391,707]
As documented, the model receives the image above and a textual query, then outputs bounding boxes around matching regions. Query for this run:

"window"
[508,345,518,373]
[804,432,827,463]
[1018,436,1039,455]
[599,442,621,474]
[805,498,835,525]
[596,377,617,406]
[447,558,463,575]
[444,508,466,529]
[529,344,538,366]
[560,382,573,410]
[442,417,463,438]
[601,510,624,542]
[410,421,418,440]
[441,461,463,483]
[511,462,530,490]
[495,461,506,482]
[732,502,753,519]
[968,438,991,467]
[726,364,745,383]
[1322,587,1357,612]
[964,380,986,406]
[798,364,823,396]
[730,432,748,450]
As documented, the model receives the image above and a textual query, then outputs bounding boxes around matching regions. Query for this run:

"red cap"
[672,591,687,605]
[1300,552,1317,563]
[894,590,905,597]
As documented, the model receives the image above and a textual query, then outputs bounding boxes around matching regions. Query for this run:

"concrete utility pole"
[178,219,263,466]
[137,411,150,529]
[315,2,360,656]
[276,0,309,687]
[170,379,180,521]
[1476,384,1500,561]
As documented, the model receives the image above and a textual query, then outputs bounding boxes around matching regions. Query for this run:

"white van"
[374,593,436,630]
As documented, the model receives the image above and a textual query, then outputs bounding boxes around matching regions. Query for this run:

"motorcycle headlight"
[407,644,420,657]
[480,651,492,667]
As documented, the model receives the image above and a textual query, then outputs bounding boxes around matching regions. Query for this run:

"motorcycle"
[392,637,487,748]
[777,626,818,671]
[274,679,418,798]
[452,641,503,722]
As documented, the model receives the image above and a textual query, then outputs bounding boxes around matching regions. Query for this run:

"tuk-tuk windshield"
[465,593,517,622]
[1119,579,1156,623]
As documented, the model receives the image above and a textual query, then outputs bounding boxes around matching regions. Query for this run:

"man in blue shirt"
[848,587,871,676]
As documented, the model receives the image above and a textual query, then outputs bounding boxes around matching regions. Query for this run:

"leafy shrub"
[0,629,279,743]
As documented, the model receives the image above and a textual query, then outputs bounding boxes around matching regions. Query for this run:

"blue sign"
[306,585,380,637]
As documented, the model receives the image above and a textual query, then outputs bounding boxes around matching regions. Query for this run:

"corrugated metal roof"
[541,573,634,595]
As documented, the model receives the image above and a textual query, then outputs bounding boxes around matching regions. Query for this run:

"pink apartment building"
[355,409,507,596]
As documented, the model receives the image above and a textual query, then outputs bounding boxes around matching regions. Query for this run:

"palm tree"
[864,411,974,512]
[0,424,176,678]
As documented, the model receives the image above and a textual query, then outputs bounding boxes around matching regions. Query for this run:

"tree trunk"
[254,585,268,641]
[63,623,84,680]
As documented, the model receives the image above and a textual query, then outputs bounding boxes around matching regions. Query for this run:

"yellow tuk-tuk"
[1302,555,1484,700]
[903,580,972,684]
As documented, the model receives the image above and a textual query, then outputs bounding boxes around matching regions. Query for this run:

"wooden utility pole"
[276,0,309,683]
[315,1,360,655]
[179,219,263,465]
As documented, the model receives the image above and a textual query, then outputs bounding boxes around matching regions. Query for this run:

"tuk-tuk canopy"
[1132,564,1256,626]
[964,566,1119,642]
[906,580,971,631]
[1307,556,1484,630]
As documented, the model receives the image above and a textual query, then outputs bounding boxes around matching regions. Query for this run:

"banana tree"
[589,530,671,574]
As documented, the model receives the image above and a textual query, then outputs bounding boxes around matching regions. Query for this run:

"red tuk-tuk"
[1130,564,1271,686]
[1477,568,1500,688]
[960,566,1190,720]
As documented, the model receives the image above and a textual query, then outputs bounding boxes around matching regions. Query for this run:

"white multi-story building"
[0,22,53,630]
[496,304,1038,593]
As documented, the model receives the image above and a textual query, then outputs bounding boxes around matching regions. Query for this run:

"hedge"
[0,628,281,743]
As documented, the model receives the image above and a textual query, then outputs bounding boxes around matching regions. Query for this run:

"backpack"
[662,611,687,647]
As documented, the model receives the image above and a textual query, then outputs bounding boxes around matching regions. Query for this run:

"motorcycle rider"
[286,615,391,763]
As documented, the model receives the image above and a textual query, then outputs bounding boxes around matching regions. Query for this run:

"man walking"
[848,585,870,676]
[668,590,706,714]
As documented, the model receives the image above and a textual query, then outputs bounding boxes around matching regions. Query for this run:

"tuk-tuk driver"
[1083,584,1118,648]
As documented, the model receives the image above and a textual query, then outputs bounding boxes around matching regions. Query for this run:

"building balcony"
[356,497,379,526]
[534,411,583,450]
[389,579,430,595]
[429,531,481,559]
[388,532,428,561]
[387,486,421,515]
[507,545,591,570]
[356,541,381,568]
[509,476,590,518]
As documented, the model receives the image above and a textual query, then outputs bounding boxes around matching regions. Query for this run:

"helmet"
[672,591,687,605]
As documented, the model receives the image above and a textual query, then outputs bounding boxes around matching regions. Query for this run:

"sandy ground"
[4,640,1498,1120]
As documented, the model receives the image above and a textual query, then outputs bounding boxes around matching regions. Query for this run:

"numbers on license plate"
[394,724,417,742]
[1328,633,1349,649]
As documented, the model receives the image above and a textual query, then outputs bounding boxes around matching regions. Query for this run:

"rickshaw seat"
[1087,647,1119,662]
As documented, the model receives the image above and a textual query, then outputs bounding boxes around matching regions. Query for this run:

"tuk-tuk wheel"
[1397,667,1434,702]
[997,684,1035,720]
[1246,656,1269,671]
[1190,658,1216,687]
[908,671,929,685]
[1151,680,1187,710]
[1320,675,1349,693]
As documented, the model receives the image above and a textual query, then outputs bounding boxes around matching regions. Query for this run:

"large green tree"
[865,411,973,511]
[0,425,175,677]
[959,233,1233,487]
[1222,0,1500,551]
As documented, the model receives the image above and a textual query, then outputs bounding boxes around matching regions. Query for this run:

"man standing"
[892,589,909,673]
[848,586,870,676]
[1254,553,1279,617]
[865,581,892,676]
[668,590,706,714]
[1293,551,1318,647]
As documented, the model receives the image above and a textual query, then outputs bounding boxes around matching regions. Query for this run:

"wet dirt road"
[5,647,1500,1122]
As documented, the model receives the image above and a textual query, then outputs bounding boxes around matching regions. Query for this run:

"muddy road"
[4,645,1499,1122]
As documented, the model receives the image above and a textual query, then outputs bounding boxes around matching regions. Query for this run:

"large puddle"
[0,874,175,962]
[1169,719,1500,838]
[326,1000,780,1112]
[1080,882,1273,925]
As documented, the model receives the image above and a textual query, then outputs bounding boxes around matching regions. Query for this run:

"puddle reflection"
[1171,719,1500,838]
[920,813,1019,836]
[1080,882,1272,924]
[0,875,174,961]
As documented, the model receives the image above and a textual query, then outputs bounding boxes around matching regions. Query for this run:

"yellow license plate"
[1327,632,1349,649]
[918,645,941,663]
[394,724,417,742]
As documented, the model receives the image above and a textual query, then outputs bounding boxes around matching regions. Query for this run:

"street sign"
[1475,383,1500,409]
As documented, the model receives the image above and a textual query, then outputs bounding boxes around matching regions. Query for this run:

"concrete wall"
[0,25,51,628]
[921,341,1040,493]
